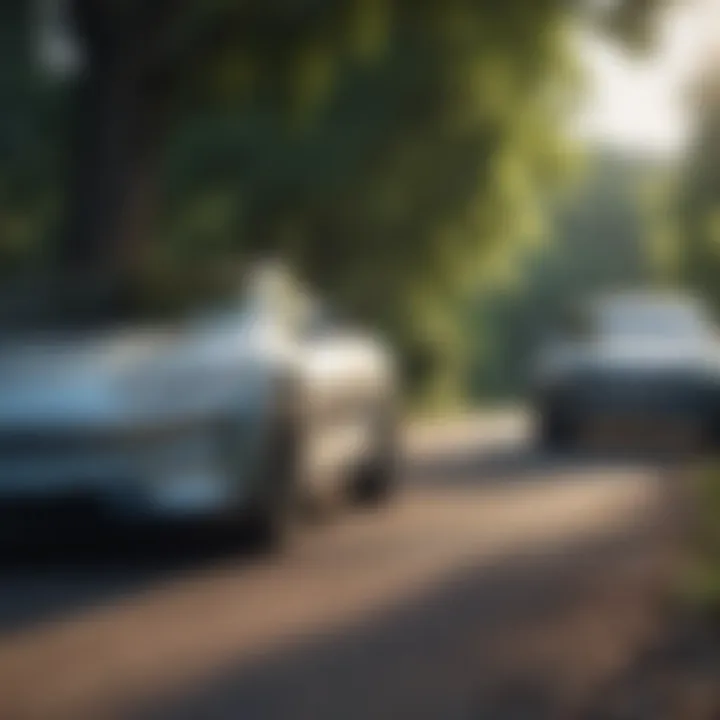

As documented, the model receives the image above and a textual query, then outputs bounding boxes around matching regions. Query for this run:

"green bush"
[682,463,720,613]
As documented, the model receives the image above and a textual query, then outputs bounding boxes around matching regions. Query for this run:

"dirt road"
[0,413,677,719]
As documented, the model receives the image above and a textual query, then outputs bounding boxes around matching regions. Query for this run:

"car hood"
[0,313,282,430]
[0,328,179,427]
[0,328,173,376]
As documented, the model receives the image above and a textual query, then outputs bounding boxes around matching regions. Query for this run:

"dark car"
[533,292,720,453]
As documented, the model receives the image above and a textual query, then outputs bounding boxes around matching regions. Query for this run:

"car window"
[557,306,593,340]
[301,303,343,340]
[593,299,710,342]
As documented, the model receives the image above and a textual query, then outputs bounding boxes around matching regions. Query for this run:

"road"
[0,413,678,720]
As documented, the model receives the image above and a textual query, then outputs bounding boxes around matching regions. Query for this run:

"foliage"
[0,4,67,275]
[0,0,663,401]
[681,463,720,614]
[154,2,580,400]
[675,75,720,316]
[590,0,670,52]
[467,149,666,400]
[672,83,720,609]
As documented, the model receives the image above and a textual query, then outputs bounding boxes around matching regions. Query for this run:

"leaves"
[0,0,663,399]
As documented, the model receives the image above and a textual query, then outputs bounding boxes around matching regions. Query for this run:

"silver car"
[0,265,399,547]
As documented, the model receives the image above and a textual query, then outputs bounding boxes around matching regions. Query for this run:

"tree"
[43,0,660,277]
[51,0,381,282]
[0,4,66,274]
[676,74,720,312]
[468,148,668,400]
[0,0,665,395]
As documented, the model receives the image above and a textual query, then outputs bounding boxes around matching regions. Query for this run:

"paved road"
[0,413,677,720]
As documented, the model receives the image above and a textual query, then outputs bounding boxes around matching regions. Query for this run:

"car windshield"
[593,298,710,342]
[199,263,315,333]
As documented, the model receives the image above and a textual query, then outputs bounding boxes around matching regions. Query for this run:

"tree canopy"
[0,0,665,399]
[676,73,720,312]
[468,148,667,401]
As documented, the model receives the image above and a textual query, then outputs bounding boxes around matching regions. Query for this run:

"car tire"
[351,403,400,507]
[240,417,303,552]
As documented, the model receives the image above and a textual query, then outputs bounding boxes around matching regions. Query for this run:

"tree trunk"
[57,1,171,319]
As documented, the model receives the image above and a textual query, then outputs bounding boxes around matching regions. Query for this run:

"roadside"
[577,463,720,720]
[0,415,713,720]
[581,615,720,719]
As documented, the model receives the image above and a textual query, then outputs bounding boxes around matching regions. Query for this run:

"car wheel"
[351,403,400,507]
[240,417,303,552]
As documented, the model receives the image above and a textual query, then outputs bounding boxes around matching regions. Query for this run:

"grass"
[682,462,720,616]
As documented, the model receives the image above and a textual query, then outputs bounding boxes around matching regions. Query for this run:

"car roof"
[589,290,702,313]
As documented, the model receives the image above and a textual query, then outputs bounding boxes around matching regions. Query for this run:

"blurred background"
[2,2,720,719]
[2,0,714,408]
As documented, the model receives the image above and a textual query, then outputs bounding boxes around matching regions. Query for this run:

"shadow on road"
[133,516,670,720]
[0,528,262,636]
[0,435,671,647]
[406,441,669,489]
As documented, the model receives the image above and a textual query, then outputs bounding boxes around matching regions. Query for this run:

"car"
[0,263,399,548]
[532,291,720,453]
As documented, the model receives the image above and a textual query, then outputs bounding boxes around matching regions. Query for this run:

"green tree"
[0,0,666,398]
[468,149,668,400]
[676,75,720,312]
[0,3,65,275]
[42,0,660,276]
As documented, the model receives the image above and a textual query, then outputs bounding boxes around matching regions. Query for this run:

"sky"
[576,0,720,157]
